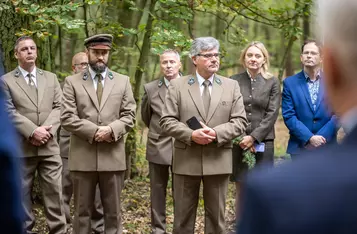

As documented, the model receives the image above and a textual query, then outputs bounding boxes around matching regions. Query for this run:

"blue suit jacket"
[238,126,357,234]
[0,87,23,233]
[282,71,337,154]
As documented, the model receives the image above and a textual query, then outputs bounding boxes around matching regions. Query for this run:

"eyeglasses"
[302,51,319,56]
[74,62,88,68]
[197,53,222,59]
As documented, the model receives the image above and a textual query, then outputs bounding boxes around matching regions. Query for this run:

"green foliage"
[232,136,256,169]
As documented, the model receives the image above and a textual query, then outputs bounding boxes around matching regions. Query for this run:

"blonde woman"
[230,41,281,218]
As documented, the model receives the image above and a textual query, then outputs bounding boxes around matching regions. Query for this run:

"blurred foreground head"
[318,0,357,117]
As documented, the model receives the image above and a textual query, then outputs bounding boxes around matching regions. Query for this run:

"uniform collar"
[88,66,107,80]
[18,66,37,78]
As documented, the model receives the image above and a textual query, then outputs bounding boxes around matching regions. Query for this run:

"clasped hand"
[239,135,255,151]
[95,126,113,143]
[191,121,216,145]
[30,125,52,146]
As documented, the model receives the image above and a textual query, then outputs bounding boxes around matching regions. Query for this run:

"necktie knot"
[27,73,35,86]
[96,74,103,82]
[203,80,211,87]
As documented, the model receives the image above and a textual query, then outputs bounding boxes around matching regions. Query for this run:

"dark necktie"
[96,74,103,104]
[202,80,211,116]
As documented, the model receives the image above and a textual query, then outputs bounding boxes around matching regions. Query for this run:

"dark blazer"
[0,87,23,233]
[230,71,280,142]
[282,70,337,154]
[141,78,173,165]
[238,125,357,234]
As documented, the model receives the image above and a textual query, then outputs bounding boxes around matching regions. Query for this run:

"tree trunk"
[303,2,310,41]
[125,0,157,179]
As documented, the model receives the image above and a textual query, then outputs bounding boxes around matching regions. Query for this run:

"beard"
[89,60,107,73]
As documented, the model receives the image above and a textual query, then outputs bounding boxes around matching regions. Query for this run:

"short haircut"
[160,49,180,61]
[189,37,220,58]
[301,39,323,55]
[14,36,35,52]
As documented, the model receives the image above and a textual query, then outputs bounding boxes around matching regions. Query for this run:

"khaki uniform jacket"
[61,69,136,172]
[141,78,172,165]
[1,67,62,157]
[159,74,248,176]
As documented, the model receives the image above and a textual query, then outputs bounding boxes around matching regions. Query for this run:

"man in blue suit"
[238,1,357,233]
[282,39,337,157]
[0,85,23,233]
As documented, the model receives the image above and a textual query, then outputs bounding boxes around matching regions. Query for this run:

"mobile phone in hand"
[186,116,202,130]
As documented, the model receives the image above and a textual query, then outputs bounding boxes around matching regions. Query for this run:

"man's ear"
[14,51,18,59]
[192,56,197,66]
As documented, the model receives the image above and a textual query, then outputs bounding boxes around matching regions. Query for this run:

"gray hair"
[189,37,220,58]
[14,36,35,52]
[318,0,357,77]
[160,49,180,61]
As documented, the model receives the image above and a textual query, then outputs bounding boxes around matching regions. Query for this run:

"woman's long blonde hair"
[239,41,273,79]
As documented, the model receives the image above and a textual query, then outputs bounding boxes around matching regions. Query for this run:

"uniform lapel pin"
[215,77,222,85]
[83,72,88,80]
[14,70,20,77]
[158,80,163,87]
[188,77,195,85]
[108,71,113,80]
[38,69,43,75]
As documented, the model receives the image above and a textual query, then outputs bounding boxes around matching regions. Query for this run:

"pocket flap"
[148,131,160,140]
[174,140,187,149]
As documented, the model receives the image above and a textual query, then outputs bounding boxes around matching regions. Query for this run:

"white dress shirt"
[196,71,214,96]
[18,66,37,87]
[88,66,107,91]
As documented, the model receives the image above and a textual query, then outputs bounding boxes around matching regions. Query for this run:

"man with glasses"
[61,34,136,233]
[282,40,338,158]
[60,51,104,233]
[160,37,247,233]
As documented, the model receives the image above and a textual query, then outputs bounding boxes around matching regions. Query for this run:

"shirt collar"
[339,107,357,135]
[88,66,107,80]
[304,70,321,81]
[196,71,214,86]
[18,66,37,78]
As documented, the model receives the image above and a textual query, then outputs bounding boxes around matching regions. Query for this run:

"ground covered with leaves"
[33,176,236,234]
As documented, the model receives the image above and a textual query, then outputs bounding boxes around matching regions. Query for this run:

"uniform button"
[99,121,102,125]
[248,104,252,107]
[252,87,254,90]
[248,113,252,116]
[249,95,252,98]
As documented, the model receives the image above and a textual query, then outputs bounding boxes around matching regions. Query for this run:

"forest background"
[0,0,316,232]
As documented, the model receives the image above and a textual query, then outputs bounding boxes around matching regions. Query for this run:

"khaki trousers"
[173,174,229,234]
[149,162,173,234]
[22,155,66,234]
[71,171,125,234]
[61,157,104,233]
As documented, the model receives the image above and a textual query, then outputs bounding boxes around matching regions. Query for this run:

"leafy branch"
[232,136,256,169]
